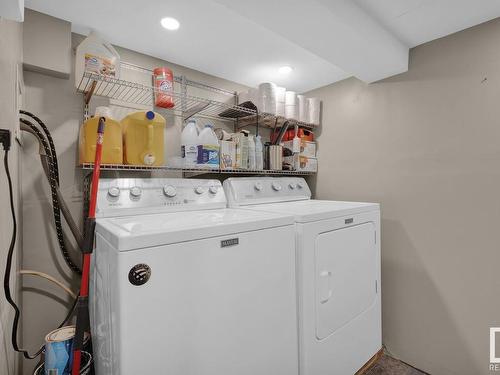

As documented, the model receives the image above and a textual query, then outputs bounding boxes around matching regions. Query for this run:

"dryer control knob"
[163,185,177,197]
[195,186,206,195]
[297,182,304,189]
[272,182,282,191]
[254,182,263,191]
[130,187,142,198]
[209,185,219,194]
[108,187,120,198]
[289,183,296,190]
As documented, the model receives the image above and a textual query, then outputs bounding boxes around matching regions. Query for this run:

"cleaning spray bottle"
[255,135,263,170]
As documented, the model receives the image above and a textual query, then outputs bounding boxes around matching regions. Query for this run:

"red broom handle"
[72,117,105,375]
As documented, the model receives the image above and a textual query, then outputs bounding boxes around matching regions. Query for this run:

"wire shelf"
[78,163,316,175]
[236,113,318,130]
[77,72,256,120]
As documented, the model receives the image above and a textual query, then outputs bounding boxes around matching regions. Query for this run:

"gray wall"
[0,17,23,375]
[307,18,500,375]
[20,28,248,375]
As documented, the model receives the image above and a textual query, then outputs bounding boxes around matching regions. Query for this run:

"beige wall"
[20,29,248,374]
[0,17,23,375]
[307,18,500,375]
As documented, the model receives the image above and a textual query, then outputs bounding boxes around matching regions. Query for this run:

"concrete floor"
[365,354,428,375]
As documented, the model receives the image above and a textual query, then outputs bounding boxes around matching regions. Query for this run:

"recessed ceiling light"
[161,17,180,31]
[278,66,293,74]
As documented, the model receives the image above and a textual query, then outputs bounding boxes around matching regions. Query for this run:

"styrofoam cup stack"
[307,97,321,125]
[285,91,298,120]
[275,86,286,117]
[297,95,308,122]
[259,82,277,114]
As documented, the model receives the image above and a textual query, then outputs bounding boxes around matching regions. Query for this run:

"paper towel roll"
[259,82,277,114]
[276,102,285,117]
[285,91,297,106]
[285,105,297,120]
[275,86,286,116]
[307,97,321,125]
[297,95,308,122]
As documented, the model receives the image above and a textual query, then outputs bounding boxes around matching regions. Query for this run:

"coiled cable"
[19,117,82,274]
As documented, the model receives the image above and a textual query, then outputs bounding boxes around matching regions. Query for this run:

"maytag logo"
[221,238,239,248]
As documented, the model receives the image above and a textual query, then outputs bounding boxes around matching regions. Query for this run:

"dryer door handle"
[319,270,332,304]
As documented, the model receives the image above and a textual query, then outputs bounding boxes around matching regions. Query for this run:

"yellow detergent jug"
[79,116,123,164]
[122,111,165,166]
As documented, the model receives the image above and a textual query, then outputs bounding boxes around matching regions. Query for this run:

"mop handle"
[72,117,105,375]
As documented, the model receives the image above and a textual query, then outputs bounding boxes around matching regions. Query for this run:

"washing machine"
[89,178,299,375]
[224,177,381,375]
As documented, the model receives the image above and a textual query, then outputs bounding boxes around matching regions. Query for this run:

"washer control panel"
[96,178,226,217]
[224,177,311,207]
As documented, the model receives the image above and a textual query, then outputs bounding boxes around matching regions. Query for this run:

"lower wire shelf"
[78,163,316,175]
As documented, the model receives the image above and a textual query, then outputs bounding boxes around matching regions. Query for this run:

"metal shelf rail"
[79,163,315,175]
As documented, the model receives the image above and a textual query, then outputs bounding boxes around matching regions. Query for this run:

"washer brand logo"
[221,238,239,248]
[491,328,500,371]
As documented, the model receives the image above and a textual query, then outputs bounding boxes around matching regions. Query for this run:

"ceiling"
[23,0,500,92]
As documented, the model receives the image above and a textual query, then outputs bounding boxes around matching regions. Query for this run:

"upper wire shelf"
[78,163,316,175]
[77,72,256,120]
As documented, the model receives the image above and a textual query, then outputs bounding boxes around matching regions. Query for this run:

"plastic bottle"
[153,67,175,108]
[75,31,121,89]
[248,135,256,170]
[197,123,220,169]
[181,119,199,167]
[255,135,263,170]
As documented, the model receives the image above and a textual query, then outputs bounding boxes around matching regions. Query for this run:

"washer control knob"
[130,186,142,198]
[195,186,206,195]
[272,182,282,191]
[209,185,219,194]
[254,182,263,191]
[163,185,177,197]
[108,187,120,198]
[297,182,304,189]
[289,183,296,190]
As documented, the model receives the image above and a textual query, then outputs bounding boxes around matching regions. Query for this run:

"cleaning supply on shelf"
[255,135,263,170]
[79,108,122,164]
[75,31,120,89]
[248,134,256,169]
[197,123,219,168]
[181,119,199,167]
[122,110,166,166]
[153,67,175,108]
[234,130,249,169]
[220,140,236,169]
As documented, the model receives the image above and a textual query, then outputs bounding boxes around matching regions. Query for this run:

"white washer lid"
[96,208,295,251]
[241,200,379,223]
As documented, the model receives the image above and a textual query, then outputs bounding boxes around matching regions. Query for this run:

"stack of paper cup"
[307,97,321,125]
[259,82,277,114]
[275,86,286,117]
[297,95,308,122]
[285,91,298,120]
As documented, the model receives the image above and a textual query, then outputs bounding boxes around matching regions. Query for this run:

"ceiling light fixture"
[161,17,180,31]
[278,66,293,74]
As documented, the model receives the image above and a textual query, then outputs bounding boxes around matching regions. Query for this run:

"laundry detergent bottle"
[197,123,219,169]
[181,119,199,167]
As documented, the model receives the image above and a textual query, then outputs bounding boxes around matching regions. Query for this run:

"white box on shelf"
[282,140,317,158]
[284,155,318,172]
[220,141,236,169]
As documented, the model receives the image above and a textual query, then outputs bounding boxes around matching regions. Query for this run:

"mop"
[72,117,106,375]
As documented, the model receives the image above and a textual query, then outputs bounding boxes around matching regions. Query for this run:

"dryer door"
[315,222,377,339]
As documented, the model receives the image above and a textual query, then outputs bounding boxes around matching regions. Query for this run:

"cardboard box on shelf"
[282,140,317,158]
[284,155,318,172]
[220,140,236,169]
